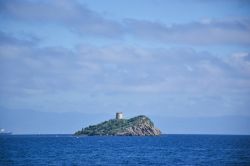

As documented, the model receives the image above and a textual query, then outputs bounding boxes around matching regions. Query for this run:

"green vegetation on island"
[74,115,161,136]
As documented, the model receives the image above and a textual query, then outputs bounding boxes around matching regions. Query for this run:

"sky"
[0,0,250,134]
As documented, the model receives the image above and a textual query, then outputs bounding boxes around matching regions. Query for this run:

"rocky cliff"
[74,115,161,136]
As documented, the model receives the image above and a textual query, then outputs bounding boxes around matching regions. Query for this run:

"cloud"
[124,18,250,45]
[0,31,39,46]
[1,32,250,95]
[1,1,250,45]
[0,0,124,37]
[0,31,250,117]
[227,52,250,75]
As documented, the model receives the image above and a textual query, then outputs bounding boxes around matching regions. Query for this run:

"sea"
[0,134,250,165]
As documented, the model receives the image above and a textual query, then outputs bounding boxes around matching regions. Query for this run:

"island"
[0,128,12,135]
[74,113,161,136]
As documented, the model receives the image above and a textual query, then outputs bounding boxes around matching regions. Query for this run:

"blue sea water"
[0,134,250,165]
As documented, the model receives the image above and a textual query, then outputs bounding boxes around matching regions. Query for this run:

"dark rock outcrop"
[74,115,161,136]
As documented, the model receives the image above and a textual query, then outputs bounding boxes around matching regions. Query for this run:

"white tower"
[116,112,123,120]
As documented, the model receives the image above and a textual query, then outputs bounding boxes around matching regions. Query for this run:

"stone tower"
[116,112,123,120]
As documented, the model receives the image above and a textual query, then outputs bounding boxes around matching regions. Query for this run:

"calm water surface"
[0,134,250,165]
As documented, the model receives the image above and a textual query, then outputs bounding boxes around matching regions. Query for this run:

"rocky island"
[74,113,161,136]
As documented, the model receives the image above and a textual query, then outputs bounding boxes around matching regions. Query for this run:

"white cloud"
[0,31,250,116]
[1,33,250,95]
[227,52,250,76]
[0,0,124,37]
[125,18,250,45]
[1,1,250,45]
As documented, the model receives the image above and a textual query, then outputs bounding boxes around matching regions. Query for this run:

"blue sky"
[0,0,250,134]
